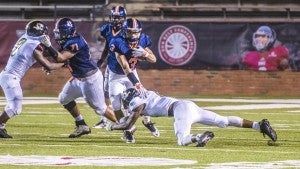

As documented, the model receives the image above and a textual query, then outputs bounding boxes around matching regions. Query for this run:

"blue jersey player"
[40,17,117,138]
[94,6,127,129]
[109,18,159,143]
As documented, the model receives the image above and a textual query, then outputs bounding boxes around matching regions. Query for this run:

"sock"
[252,122,260,131]
[75,114,83,121]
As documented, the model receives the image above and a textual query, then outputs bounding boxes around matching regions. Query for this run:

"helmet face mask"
[124,18,142,46]
[110,6,126,30]
[53,18,76,45]
[25,20,48,37]
[252,26,275,51]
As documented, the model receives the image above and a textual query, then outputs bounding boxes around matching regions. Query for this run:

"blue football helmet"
[110,6,127,30]
[124,18,142,46]
[53,17,76,45]
[25,20,48,37]
[122,88,140,109]
[252,26,276,51]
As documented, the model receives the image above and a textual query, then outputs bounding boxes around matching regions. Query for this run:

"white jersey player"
[0,20,64,138]
[107,88,278,147]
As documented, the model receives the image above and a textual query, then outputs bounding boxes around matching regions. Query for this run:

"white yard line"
[1,97,299,110]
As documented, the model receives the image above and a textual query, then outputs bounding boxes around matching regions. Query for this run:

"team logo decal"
[158,25,196,66]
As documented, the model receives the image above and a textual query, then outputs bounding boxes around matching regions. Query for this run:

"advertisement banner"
[0,21,299,71]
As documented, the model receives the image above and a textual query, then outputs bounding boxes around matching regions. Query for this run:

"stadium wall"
[9,68,299,97]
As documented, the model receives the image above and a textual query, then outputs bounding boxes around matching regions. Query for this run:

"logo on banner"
[158,25,196,66]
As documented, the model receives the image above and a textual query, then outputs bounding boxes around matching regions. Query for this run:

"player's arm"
[97,40,109,67]
[132,46,156,63]
[40,35,75,63]
[33,46,64,71]
[115,51,141,87]
[109,104,145,130]
[143,47,156,63]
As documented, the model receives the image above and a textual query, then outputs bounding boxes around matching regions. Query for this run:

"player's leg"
[58,78,90,138]
[173,101,214,147]
[193,102,277,142]
[94,68,110,129]
[0,74,23,138]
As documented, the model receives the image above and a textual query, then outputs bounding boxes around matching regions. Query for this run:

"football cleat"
[0,128,12,138]
[123,130,135,143]
[259,119,277,142]
[93,120,109,129]
[142,121,160,137]
[196,131,214,147]
[69,125,91,138]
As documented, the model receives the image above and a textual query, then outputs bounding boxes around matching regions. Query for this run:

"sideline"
[1,97,300,110]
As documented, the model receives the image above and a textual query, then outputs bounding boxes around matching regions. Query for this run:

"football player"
[0,20,65,138]
[93,6,128,129]
[108,17,160,143]
[242,25,289,71]
[100,13,160,142]
[40,17,117,138]
[107,88,277,147]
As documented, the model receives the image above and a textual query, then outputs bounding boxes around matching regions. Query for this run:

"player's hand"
[132,46,149,58]
[106,123,114,131]
[40,35,51,47]
[135,83,147,98]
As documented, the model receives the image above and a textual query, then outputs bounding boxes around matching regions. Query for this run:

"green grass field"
[0,98,299,169]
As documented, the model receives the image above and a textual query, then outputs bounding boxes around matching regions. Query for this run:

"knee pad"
[63,100,76,112]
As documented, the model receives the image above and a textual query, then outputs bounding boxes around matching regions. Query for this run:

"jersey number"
[10,38,27,57]
[129,57,138,70]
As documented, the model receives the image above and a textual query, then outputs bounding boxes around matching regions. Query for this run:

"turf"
[0,99,299,169]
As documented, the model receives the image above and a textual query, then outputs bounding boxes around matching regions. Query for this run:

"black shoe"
[123,130,135,143]
[142,121,160,137]
[259,119,277,142]
[196,131,214,147]
[0,128,13,138]
[69,125,91,138]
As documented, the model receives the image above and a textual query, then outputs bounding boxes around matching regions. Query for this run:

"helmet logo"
[158,25,196,66]
[66,20,73,27]
[33,23,44,31]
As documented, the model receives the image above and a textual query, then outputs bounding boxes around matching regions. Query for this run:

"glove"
[106,123,114,131]
[132,46,149,58]
[135,83,147,98]
[40,35,51,47]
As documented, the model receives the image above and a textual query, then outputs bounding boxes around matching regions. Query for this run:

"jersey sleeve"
[139,33,152,48]
[100,24,109,38]
[109,37,131,55]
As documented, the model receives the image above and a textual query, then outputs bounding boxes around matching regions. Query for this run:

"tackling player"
[0,20,65,138]
[107,88,277,147]
[242,25,289,71]
[40,17,117,138]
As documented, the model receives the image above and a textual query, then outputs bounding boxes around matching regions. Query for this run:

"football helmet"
[25,20,48,37]
[109,6,127,30]
[53,17,76,45]
[124,18,142,46]
[122,88,140,109]
[252,26,276,51]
